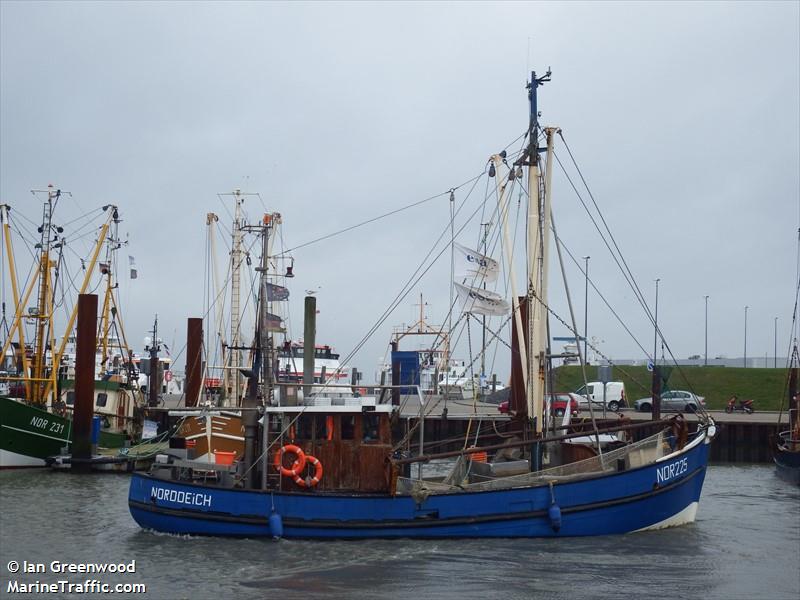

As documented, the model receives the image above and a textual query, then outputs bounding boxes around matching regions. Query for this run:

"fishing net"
[396,429,670,496]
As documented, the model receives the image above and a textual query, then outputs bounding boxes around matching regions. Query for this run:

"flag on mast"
[266,282,290,301]
[454,243,499,283]
[454,282,510,316]
[265,313,285,332]
[128,256,138,279]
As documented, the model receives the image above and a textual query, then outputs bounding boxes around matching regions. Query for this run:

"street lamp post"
[774,316,778,368]
[583,256,590,364]
[704,295,709,366]
[744,305,748,368]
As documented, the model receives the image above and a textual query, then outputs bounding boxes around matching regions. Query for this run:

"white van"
[574,381,626,411]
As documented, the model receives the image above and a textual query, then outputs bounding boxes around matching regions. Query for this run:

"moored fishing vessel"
[772,231,800,485]
[128,70,716,538]
[774,346,800,485]
[0,191,143,467]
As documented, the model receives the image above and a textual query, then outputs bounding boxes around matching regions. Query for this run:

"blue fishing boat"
[128,70,717,538]
[774,343,800,485]
[130,417,713,538]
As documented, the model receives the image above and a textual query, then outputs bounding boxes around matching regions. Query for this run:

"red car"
[498,393,579,417]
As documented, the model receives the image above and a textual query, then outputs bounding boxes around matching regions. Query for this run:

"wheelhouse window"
[66,391,75,406]
[95,393,108,407]
[314,415,330,441]
[291,415,313,440]
[341,415,355,440]
[363,413,380,442]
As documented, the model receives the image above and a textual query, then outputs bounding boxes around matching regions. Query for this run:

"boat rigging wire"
[554,133,709,416]
[275,174,484,257]
[321,174,488,384]
[776,228,800,426]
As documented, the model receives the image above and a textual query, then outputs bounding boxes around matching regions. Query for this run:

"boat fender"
[274,444,307,477]
[548,481,562,532]
[548,503,562,533]
[294,455,323,488]
[268,511,283,540]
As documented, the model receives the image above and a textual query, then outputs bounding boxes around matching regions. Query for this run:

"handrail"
[393,417,678,465]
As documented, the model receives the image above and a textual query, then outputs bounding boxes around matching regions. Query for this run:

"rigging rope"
[275,175,483,256]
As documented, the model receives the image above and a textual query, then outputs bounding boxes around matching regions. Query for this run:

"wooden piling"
[71,294,97,472]
[303,295,316,397]
[185,318,203,407]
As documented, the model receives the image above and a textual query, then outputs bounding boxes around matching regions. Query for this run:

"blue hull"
[774,448,800,485]
[129,433,711,539]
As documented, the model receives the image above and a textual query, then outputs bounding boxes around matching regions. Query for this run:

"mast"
[494,155,527,396]
[480,223,489,384]
[242,212,279,407]
[42,207,113,400]
[30,186,59,404]
[525,69,551,433]
[228,190,244,406]
[147,316,160,407]
[97,206,132,375]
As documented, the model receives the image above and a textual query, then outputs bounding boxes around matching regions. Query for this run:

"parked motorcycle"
[725,395,754,414]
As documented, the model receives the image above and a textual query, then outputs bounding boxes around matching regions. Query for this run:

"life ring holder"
[273,444,306,478]
[294,454,323,488]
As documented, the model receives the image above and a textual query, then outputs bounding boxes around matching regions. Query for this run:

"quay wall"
[405,409,782,464]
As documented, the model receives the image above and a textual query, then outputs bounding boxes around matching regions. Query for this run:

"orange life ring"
[273,444,306,477]
[293,454,323,488]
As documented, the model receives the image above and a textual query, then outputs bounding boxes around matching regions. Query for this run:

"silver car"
[634,390,705,413]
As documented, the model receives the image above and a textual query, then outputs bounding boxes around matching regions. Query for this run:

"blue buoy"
[268,511,283,540]
[91,415,101,445]
[548,503,562,532]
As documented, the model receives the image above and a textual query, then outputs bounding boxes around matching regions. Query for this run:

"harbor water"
[1,465,798,600]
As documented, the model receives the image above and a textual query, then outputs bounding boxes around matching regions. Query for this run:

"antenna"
[527,37,531,76]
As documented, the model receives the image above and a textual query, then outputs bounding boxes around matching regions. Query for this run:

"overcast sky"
[1,1,798,382]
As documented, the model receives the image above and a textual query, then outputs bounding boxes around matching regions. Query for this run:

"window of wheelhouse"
[363,412,380,442]
[66,391,75,406]
[313,415,330,441]
[289,414,334,442]
[289,414,312,441]
[341,415,355,440]
[95,393,108,407]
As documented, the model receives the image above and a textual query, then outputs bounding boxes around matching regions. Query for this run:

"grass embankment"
[553,365,792,412]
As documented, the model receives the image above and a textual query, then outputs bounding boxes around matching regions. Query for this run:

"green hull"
[0,397,126,467]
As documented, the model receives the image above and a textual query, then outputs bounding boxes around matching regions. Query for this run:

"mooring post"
[185,318,203,407]
[303,295,316,399]
[72,293,98,473]
[243,410,259,488]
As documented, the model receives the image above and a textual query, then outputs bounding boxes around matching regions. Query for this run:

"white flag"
[454,243,499,283]
[128,255,138,280]
[454,282,510,316]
